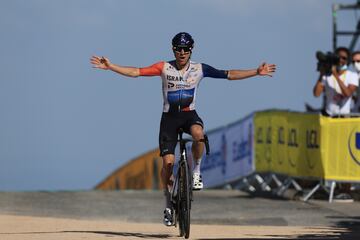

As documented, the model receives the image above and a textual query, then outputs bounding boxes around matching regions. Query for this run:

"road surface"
[0,190,359,239]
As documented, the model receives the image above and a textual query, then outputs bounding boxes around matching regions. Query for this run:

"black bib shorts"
[159,110,204,156]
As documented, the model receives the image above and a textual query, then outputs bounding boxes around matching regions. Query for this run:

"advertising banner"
[254,111,274,173]
[201,128,227,188]
[225,114,255,182]
[97,110,360,191]
[321,117,360,181]
[300,113,323,178]
[96,149,161,190]
[254,111,323,179]
[270,111,289,175]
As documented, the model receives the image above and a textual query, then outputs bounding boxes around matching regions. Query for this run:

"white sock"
[193,158,202,174]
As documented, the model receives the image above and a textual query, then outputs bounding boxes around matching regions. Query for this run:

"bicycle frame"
[169,129,210,239]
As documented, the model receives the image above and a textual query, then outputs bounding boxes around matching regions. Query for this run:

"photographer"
[313,47,358,116]
[351,51,360,113]
[313,47,357,202]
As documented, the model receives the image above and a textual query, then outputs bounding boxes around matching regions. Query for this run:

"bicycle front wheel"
[178,161,191,239]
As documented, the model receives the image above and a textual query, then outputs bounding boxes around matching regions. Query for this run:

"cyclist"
[90,32,276,226]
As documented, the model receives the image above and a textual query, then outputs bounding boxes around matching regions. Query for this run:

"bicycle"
[167,128,210,239]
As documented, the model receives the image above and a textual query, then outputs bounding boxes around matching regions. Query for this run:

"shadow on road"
[1,227,360,240]
[0,230,172,239]
[198,215,360,240]
[64,230,172,238]
[1,216,359,239]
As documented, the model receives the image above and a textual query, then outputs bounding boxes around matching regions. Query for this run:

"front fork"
[171,148,193,227]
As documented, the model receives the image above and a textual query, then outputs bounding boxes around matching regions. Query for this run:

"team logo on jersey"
[168,82,175,88]
[348,127,360,166]
[166,75,183,81]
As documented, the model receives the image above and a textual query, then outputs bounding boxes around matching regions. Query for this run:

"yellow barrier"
[321,117,360,181]
[95,149,163,190]
[255,111,360,182]
[254,111,274,173]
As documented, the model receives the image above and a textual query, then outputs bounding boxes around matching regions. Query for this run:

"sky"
[1,0,359,191]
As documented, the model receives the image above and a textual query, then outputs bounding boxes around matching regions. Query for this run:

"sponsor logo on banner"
[255,125,272,164]
[278,127,285,144]
[221,134,227,174]
[305,129,320,169]
[202,133,227,175]
[348,127,360,166]
[287,128,298,167]
[226,117,254,181]
[256,127,263,143]
[248,123,253,166]
[306,130,320,149]
[232,124,252,162]
[277,126,285,165]
[265,127,272,163]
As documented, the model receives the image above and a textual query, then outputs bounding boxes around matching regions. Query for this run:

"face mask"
[337,64,348,71]
[354,62,360,72]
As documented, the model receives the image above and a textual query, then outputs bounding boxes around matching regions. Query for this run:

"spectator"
[313,47,358,116]
[351,51,360,113]
[313,47,357,202]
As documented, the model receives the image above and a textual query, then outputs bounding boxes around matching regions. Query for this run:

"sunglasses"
[353,60,360,63]
[173,46,192,53]
[339,56,348,60]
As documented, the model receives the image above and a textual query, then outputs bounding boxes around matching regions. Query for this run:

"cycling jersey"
[139,60,228,113]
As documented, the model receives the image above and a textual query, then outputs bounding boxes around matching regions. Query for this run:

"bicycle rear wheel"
[178,160,191,239]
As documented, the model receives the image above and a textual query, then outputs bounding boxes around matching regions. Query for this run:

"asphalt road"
[0,190,359,239]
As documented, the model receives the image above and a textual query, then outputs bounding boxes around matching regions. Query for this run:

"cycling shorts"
[159,111,204,156]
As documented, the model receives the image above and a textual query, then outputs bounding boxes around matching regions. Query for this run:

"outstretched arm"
[90,56,140,77]
[228,62,276,80]
[313,74,324,97]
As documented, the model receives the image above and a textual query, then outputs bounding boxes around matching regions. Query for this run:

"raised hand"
[257,62,276,77]
[90,56,111,70]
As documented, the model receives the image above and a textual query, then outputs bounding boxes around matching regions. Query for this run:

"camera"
[316,51,340,75]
